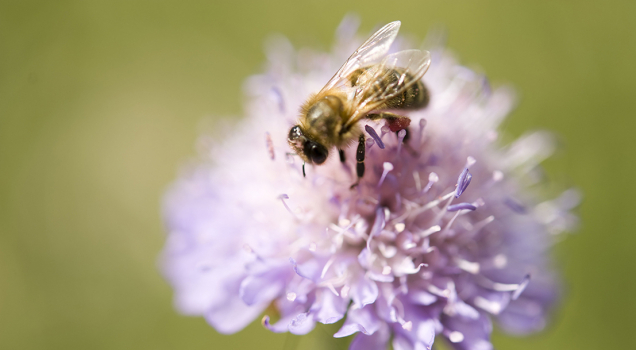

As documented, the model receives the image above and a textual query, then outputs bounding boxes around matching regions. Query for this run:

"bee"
[288,21,431,185]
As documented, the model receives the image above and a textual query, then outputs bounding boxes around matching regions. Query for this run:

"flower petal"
[350,272,379,308]
[312,288,348,324]
[334,305,381,337]
[442,312,493,350]
[205,295,268,334]
[349,323,390,350]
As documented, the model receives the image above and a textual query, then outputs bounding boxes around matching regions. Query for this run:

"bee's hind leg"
[350,134,365,189]
[339,149,346,163]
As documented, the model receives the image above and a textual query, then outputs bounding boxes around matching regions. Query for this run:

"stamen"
[367,207,386,251]
[382,266,392,275]
[403,191,455,222]
[455,168,472,198]
[338,218,351,226]
[326,283,340,296]
[261,315,271,328]
[441,211,461,234]
[365,137,375,150]
[413,171,422,192]
[492,254,507,268]
[286,292,297,301]
[418,118,427,140]
[424,172,438,192]
[419,225,441,238]
[278,194,298,218]
[365,125,385,149]
[265,132,275,160]
[380,125,390,137]
[465,156,476,168]
[414,118,427,147]
[512,274,531,300]
[448,331,464,343]
[396,129,407,156]
[474,296,502,314]
[428,284,452,298]
[394,223,406,233]
[399,276,408,294]
[448,203,477,212]
[456,259,480,274]
[378,162,394,187]
[378,243,398,258]
[401,321,413,331]
[505,197,527,214]
[320,256,336,279]
[492,170,504,182]
[340,285,350,298]
[472,215,495,232]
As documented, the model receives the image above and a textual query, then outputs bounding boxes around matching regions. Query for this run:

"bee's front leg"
[350,134,365,189]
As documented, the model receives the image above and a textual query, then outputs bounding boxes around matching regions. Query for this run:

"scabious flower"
[161,17,578,350]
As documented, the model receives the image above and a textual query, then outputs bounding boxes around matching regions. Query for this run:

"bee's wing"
[319,21,401,93]
[348,49,431,124]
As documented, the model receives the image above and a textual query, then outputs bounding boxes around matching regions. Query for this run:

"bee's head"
[288,125,328,165]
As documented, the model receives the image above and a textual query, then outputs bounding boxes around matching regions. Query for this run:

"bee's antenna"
[302,162,306,178]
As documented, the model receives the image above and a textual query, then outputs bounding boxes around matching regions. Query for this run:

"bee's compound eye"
[305,142,328,165]
[288,125,303,141]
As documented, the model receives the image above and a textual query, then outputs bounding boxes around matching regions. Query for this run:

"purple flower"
[160,17,579,349]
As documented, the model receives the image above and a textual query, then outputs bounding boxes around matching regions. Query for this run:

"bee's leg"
[338,149,346,163]
[302,162,306,177]
[350,134,365,189]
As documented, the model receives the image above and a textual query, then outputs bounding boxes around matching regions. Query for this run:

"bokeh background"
[1,1,634,349]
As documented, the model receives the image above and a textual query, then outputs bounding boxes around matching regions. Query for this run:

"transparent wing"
[347,49,431,125]
[319,21,401,93]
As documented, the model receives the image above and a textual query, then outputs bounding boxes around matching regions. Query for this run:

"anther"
[455,168,472,198]
[365,125,385,149]
[447,203,477,212]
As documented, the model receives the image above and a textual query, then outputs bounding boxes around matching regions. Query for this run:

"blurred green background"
[1,0,634,349]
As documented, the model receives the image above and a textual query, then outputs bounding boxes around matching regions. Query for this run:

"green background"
[1,1,634,349]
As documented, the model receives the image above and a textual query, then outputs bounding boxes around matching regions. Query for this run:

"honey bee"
[288,21,431,185]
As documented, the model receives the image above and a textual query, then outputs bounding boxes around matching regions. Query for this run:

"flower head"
[161,17,578,349]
